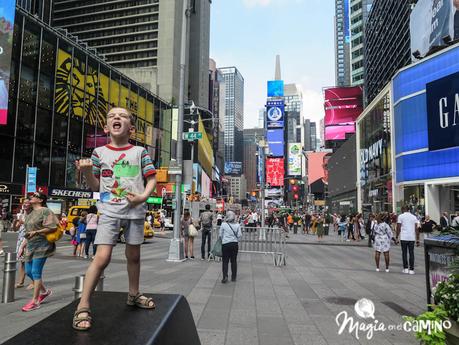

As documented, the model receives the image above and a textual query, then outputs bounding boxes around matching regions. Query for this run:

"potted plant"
[434,273,459,344]
[404,305,449,345]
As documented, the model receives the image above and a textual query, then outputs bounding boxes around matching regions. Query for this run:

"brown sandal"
[126,293,156,309]
[72,308,92,331]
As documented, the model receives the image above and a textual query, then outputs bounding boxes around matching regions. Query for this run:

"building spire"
[275,55,281,80]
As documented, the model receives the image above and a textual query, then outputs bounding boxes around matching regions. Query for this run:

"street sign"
[26,167,37,193]
[147,196,163,205]
[183,132,203,141]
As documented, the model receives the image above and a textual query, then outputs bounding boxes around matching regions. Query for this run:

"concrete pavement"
[0,231,426,344]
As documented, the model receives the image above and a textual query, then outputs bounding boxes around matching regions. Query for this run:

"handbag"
[46,223,64,243]
[188,224,198,237]
[211,237,222,257]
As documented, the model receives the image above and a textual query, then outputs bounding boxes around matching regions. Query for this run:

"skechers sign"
[266,100,284,129]
[427,71,459,151]
[48,187,93,199]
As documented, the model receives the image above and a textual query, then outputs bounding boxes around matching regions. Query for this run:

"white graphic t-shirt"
[91,144,156,219]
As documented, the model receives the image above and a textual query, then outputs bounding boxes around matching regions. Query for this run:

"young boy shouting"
[73,107,157,331]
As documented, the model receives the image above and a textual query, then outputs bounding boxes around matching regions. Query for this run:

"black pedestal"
[4,292,201,345]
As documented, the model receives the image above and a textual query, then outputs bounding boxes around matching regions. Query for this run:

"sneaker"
[402,269,409,274]
[200,257,205,261]
[185,256,188,259]
[190,256,195,260]
[231,277,237,282]
[83,255,88,259]
[376,268,380,272]
[37,289,53,304]
[221,278,228,284]
[21,300,40,312]
[409,270,415,275]
[385,269,390,273]
[0,250,4,256]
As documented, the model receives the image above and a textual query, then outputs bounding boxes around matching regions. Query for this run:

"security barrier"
[210,226,286,266]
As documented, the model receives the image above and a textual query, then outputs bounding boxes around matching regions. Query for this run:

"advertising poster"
[410,0,458,60]
[0,1,15,125]
[307,152,327,185]
[224,161,243,175]
[267,80,284,97]
[428,246,457,292]
[267,129,284,156]
[266,100,284,129]
[266,158,285,187]
[287,143,302,176]
[324,124,356,140]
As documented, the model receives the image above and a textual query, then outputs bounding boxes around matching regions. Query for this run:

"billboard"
[266,158,285,187]
[267,129,284,156]
[224,161,242,175]
[410,0,458,60]
[426,70,459,151]
[287,143,302,176]
[323,86,362,141]
[307,152,328,185]
[266,100,284,129]
[267,80,284,97]
[0,1,15,125]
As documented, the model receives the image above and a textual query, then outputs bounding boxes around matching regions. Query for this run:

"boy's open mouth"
[113,122,122,129]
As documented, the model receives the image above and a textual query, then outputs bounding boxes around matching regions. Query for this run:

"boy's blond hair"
[107,106,136,126]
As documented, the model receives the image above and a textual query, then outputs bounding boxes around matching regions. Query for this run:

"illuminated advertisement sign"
[266,158,285,187]
[324,86,362,141]
[0,1,15,125]
[267,80,284,97]
[266,100,284,129]
[410,0,458,61]
[267,129,284,156]
[56,49,154,144]
[287,143,302,176]
[426,70,459,151]
[224,161,243,175]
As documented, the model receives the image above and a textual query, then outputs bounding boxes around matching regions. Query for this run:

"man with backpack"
[200,204,214,260]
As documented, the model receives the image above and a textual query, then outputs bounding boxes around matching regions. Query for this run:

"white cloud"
[300,87,325,124]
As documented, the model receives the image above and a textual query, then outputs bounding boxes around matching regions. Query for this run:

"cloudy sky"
[210,0,335,129]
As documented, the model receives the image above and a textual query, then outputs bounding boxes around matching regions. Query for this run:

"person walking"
[451,212,459,229]
[420,215,437,240]
[21,192,57,312]
[440,212,450,230]
[200,204,213,260]
[15,199,33,289]
[181,211,195,259]
[76,211,88,257]
[316,215,324,241]
[219,211,242,283]
[347,215,355,241]
[366,214,376,247]
[372,213,396,272]
[337,214,347,241]
[84,205,98,259]
[396,206,420,274]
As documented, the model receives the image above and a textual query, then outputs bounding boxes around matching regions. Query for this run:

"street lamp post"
[168,0,191,262]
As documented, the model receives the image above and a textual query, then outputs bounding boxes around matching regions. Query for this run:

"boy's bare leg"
[125,244,140,296]
[75,244,113,327]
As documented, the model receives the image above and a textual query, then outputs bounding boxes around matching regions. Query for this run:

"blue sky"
[210,0,335,128]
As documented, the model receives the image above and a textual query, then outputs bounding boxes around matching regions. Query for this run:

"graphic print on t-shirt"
[100,153,140,203]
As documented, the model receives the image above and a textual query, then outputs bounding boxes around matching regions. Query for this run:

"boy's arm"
[75,158,100,192]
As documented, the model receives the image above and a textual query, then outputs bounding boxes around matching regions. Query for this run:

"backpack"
[200,212,213,228]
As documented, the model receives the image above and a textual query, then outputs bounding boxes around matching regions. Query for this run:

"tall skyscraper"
[52,0,211,107]
[364,0,412,105]
[335,0,351,86]
[243,128,264,193]
[304,120,317,152]
[284,84,303,144]
[349,0,373,86]
[218,67,244,164]
[209,59,225,174]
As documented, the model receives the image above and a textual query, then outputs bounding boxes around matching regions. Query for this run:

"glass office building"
[0,8,172,212]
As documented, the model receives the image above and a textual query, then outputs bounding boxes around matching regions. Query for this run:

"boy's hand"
[75,159,93,175]
[126,192,147,207]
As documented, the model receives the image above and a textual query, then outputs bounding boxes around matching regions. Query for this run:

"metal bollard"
[2,252,17,303]
[73,273,105,300]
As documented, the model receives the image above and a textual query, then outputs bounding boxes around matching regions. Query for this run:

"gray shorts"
[94,214,144,246]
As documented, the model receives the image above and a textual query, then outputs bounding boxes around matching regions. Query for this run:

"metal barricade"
[209,225,286,266]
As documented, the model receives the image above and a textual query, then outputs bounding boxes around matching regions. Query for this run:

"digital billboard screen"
[224,161,243,175]
[267,129,284,156]
[410,0,458,61]
[267,80,284,97]
[0,1,16,125]
[266,100,284,129]
[266,158,284,187]
[287,143,302,176]
[324,124,356,141]
[324,86,363,126]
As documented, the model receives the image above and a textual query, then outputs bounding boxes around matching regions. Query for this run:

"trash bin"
[424,235,459,305]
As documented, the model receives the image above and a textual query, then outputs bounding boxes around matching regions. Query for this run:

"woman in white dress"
[372,214,396,272]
